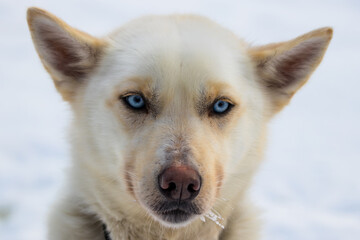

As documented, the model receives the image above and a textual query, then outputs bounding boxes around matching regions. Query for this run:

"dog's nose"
[158,166,201,201]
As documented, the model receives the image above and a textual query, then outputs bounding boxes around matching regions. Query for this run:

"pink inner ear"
[33,17,94,79]
[42,33,87,79]
[264,37,327,90]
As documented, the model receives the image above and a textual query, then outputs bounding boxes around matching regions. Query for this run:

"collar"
[102,224,111,240]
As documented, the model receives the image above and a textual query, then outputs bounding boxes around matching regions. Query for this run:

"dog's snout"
[158,166,201,201]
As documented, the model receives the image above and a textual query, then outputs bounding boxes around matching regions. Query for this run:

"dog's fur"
[27,7,332,240]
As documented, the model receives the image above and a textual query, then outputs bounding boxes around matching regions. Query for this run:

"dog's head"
[27,8,332,227]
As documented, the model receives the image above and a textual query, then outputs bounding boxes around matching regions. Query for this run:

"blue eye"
[213,100,230,114]
[125,94,145,109]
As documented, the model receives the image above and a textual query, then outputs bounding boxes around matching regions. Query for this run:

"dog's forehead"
[106,15,250,92]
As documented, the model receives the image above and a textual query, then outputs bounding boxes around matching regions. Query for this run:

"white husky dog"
[27,7,332,240]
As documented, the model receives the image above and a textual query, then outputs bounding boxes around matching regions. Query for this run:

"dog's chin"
[153,209,196,228]
[145,200,203,228]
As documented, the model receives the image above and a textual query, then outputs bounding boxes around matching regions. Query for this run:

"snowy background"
[0,0,359,239]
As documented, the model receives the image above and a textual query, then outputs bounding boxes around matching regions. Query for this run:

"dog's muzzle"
[154,165,202,223]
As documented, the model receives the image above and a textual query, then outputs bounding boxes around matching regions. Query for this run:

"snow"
[0,0,359,239]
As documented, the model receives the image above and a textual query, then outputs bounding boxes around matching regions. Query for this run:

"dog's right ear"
[249,27,332,115]
[27,7,105,101]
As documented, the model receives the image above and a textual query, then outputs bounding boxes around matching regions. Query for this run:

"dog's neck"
[102,216,224,240]
[98,190,247,240]
[98,195,258,240]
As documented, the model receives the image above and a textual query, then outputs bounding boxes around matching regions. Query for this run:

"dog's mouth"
[151,200,202,225]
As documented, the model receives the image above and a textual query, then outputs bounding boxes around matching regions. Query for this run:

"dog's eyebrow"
[114,76,159,104]
[109,76,155,102]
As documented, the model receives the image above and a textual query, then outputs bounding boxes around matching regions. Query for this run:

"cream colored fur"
[27,7,332,240]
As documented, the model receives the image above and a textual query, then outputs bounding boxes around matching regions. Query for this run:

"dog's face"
[27,8,332,227]
[77,17,263,226]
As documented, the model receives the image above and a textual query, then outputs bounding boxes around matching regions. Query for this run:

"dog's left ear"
[27,7,105,101]
[249,27,333,114]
